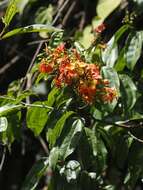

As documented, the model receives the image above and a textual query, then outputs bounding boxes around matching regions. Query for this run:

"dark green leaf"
[21,158,49,190]
[47,111,74,147]
[125,31,143,70]
[119,74,137,110]
[59,119,83,160]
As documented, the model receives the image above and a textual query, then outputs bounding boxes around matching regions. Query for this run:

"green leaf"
[0,104,22,116]
[59,119,83,160]
[124,141,143,189]
[125,31,143,70]
[0,117,8,132]
[46,87,60,107]
[115,47,126,71]
[49,147,60,169]
[102,66,120,90]
[2,0,19,27]
[2,24,61,39]
[84,128,107,173]
[119,74,137,110]
[47,111,74,148]
[0,112,21,146]
[26,101,50,136]
[21,158,49,190]
[102,36,118,67]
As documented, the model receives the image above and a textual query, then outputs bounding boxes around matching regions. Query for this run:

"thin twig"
[38,136,49,156]
[0,147,6,171]
[0,56,20,75]
[52,0,71,25]
[0,95,54,110]
[62,1,76,27]
[128,131,143,143]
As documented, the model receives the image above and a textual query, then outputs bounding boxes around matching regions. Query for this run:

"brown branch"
[62,1,77,27]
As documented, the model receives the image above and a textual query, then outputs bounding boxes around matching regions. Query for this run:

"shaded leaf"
[119,74,137,110]
[47,111,74,147]
[125,31,143,70]
[59,119,83,160]
[21,158,49,190]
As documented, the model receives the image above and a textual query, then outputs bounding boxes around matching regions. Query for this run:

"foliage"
[1,0,143,190]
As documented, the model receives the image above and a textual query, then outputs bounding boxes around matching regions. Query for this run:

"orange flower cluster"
[39,43,117,104]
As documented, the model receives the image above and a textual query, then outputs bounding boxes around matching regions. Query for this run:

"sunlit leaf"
[0,117,8,132]
[26,101,50,136]
[2,0,19,27]
[0,104,22,116]
[2,24,62,39]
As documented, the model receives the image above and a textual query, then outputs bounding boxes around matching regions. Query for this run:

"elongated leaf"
[0,117,8,132]
[125,31,143,70]
[115,47,126,71]
[2,0,19,26]
[2,24,61,39]
[46,87,60,107]
[102,25,129,68]
[84,128,107,172]
[119,74,137,110]
[49,147,60,169]
[47,111,74,147]
[0,112,21,146]
[59,119,83,160]
[102,37,118,67]
[27,101,50,136]
[21,158,49,190]
[0,104,22,116]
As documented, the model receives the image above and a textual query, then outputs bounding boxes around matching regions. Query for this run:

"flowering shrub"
[39,43,117,104]
[1,0,143,190]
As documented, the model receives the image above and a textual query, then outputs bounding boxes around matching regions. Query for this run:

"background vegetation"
[1,0,143,189]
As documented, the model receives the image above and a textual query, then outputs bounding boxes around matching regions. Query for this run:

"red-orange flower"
[101,87,117,102]
[86,64,101,80]
[78,84,96,103]
[39,62,53,73]
[94,23,106,33]
[38,43,117,104]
